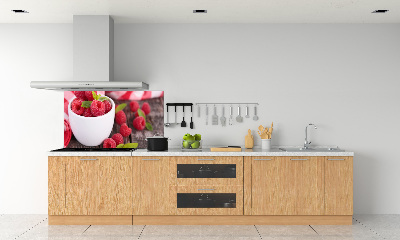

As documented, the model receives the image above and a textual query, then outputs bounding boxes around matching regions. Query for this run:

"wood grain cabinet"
[49,156,133,216]
[250,156,324,215]
[133,157,170,215]
[324,157,353,215]
[49,154,353,225]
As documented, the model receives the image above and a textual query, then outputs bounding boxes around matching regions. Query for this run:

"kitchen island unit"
[48,148,353,225]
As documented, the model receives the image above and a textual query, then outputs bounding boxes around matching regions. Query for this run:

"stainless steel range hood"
[30,81,149,90]
[30,15,149,90]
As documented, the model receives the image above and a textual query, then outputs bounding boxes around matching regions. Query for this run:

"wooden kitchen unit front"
[48,155,353,225]
[250,156,324,215]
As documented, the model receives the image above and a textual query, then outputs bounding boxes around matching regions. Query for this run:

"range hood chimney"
[74,15,114,82]
[30,15,149,90]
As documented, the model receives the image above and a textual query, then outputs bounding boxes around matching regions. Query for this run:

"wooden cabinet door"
[49,157,66,215]
[65,156,132,215]
[134,157,170,215]
[324,157,353,215]
[251,156,324,215]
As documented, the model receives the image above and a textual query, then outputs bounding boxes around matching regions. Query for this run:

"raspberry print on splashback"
[64,91,164,149]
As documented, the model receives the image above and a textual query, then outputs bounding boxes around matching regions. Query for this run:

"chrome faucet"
[304,123,317,149]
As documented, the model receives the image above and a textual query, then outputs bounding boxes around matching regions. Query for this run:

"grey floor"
[0,215,398,240]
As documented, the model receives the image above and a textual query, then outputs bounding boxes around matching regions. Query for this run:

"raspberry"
[83,108,92,117]
[111,133,124,146]
[103,138,116,148]
[85,91,97,101]
[141,102,151,115]
[120,123,132,137]
[129,101,139,112]
[104,100,112,113]
[71,98,84,115]
[115,110,127,125]
[73,91,87,100]
[133,116,146,130]
[71,98,82,108]
[90,100,105,117]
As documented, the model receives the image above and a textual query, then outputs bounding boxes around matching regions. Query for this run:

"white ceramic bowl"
[68,97,115,146]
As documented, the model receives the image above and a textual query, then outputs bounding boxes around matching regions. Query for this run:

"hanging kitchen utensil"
[181,106,187,127]
[206,105,209,125]
[245,105,250,118]
[229,105,233,125]
[253,105,259,121]
[212,105,218,125]
[164,105,170,127]
[220,106,226,127]
[175,106,178,125]
[197,105,201,118]
[236,106,243,123]
[190,105,194,129]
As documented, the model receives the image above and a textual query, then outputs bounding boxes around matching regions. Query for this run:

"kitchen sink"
[279,147,345,152]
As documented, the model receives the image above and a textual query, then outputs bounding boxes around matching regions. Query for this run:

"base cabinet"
[324,157,353,215]
[49,156,133,215]
[49,155,353,224]
[250,157,324,215]
[133,157,170,215]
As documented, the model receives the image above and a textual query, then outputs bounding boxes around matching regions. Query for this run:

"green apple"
[191,141,200,149]
[182,140,191,149]
[186,135,195,142]
[194,134,201,141]
[183,133,193,140]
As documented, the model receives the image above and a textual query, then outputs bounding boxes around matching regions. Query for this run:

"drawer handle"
[290,158,308,161]
[254,158,272,161]
[80,158,98,161]
[198,159,215,161]
[198,188,215,191]
[328,158,345,161]
[142,159,160,161]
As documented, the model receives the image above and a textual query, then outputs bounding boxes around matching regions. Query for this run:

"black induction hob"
[51,148,136,152]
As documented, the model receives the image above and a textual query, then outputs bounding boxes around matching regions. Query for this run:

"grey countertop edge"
[47,152,132,157]
[48,148,354,157]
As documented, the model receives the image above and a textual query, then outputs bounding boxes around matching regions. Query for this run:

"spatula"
[220,106,226,127]
[212,105,218,125]
[181,106,187,127]
[236,106,243,123]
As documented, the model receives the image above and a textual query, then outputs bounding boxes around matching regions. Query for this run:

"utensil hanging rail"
[167,103,193,107]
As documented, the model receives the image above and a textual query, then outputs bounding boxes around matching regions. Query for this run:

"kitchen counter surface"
[48,151,132,157]
[49,147,354,157]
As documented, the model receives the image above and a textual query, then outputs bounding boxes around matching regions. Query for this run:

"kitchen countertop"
[48,147,354,157]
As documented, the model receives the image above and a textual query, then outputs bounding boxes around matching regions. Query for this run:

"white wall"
[115,24,400,214]
[0,24,70,214]
[1,23,400,214]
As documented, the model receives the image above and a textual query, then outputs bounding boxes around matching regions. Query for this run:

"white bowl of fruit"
[68,91,115,146]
